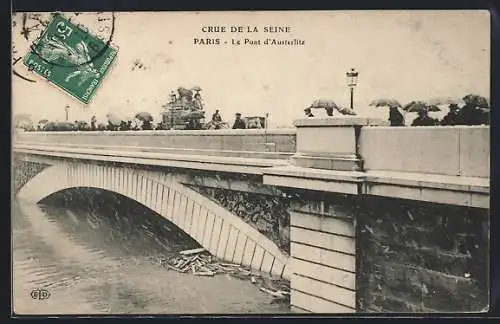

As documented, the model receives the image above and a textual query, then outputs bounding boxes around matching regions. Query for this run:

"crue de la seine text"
[193,25,306,47]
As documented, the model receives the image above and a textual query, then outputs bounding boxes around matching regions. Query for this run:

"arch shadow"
[17,162,291,279]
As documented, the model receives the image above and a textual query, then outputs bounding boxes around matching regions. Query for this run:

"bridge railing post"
[291,117,388,172]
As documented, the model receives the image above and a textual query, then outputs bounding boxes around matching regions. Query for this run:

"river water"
[12,188,290,315]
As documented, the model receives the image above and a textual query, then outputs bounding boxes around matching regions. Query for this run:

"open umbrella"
[369,99,402,108]
[135,112,154,122]
[462,94,489,108]
[178,87,193,99]
[42,122,57,131]
[106,113,124,126]
[403,101,441,113]
[54,122,75,131]
[17,119,34,130]
[428,96,465,107]
[13,113,32,126]
[309,99,339,109]
[337,106,357,116]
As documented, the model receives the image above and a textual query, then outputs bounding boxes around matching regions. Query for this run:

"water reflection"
[13,188,290,314]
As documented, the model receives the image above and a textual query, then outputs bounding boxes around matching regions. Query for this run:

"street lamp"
[64,105,70,121]
[346,68,359,109]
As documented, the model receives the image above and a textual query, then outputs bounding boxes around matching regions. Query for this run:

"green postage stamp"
[22,13,118,104]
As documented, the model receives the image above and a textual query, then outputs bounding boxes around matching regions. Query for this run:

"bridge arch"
[17,161,291,279]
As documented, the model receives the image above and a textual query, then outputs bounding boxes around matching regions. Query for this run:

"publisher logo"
[30,288,50,300]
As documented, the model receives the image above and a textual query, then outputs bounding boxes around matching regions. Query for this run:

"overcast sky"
[12,10,490,126]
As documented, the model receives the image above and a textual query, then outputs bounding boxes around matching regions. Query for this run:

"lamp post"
[64,105,70,121]
[346,68,359,110]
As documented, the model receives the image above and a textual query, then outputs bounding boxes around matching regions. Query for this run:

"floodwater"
[12,188,290,315]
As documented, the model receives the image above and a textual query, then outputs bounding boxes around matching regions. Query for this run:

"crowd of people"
[18,110,266,132]
[17,94,489,132]
[392,103,489,127]
[304,101,489,127]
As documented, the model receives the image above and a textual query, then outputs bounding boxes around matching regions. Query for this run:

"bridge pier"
[289,193,357,313]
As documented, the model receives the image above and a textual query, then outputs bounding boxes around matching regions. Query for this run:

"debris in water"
[180,247,206,256]
[259,287,287,299]
[160,248,290,301]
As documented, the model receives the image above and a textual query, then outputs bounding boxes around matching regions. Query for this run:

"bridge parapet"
[14,129,297,160]
[264,118,489,209]
[14,122,489,179]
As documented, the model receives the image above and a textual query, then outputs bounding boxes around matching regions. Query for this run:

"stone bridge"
[13,118,490,313]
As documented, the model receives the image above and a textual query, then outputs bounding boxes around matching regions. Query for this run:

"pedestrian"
[212,109,222,122]
[304,107,314,117]
[440,104,462,126]
[388,106,405,126]
[232,113,246,129]
[460,104,488,125]
[90,115,97,131]
[142,120,152,130]
[411,110,438,126]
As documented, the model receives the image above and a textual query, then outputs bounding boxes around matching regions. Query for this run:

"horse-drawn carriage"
[161,87,207,130]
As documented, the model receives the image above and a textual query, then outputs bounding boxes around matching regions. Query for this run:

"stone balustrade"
[13,129,297,159]
[14,121,489,179]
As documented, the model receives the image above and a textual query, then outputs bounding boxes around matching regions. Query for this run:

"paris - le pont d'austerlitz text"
[194,26,306,46]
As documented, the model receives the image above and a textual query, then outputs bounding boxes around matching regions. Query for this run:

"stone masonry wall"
[356,196,489,312]
[188,186,290,255]
[13,158,50,194]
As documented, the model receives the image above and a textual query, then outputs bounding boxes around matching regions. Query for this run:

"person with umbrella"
[460,94,490,125]
[402,101,439,126]
[135,112,154,130]
[37,119,49,131]
[440,104,462,126]
[106,113,123,131]
[232,113,246,129]
[304,107,314,117]
[370,99,404,126]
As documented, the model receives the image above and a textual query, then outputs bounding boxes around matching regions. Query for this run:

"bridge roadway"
[13,118,490,313]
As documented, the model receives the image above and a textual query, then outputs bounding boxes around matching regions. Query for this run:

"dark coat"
[411,115,438,127]
[389,107,405,126]
[440,111,462,126]
[212,113,222,122]
[460,105,489,125]
[232,119,246,129]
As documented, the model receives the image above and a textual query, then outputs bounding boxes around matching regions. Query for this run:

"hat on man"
[235,112,242,116]
[304,107,312,112]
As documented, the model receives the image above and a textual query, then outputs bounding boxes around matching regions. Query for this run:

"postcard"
[12,10,490,315]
